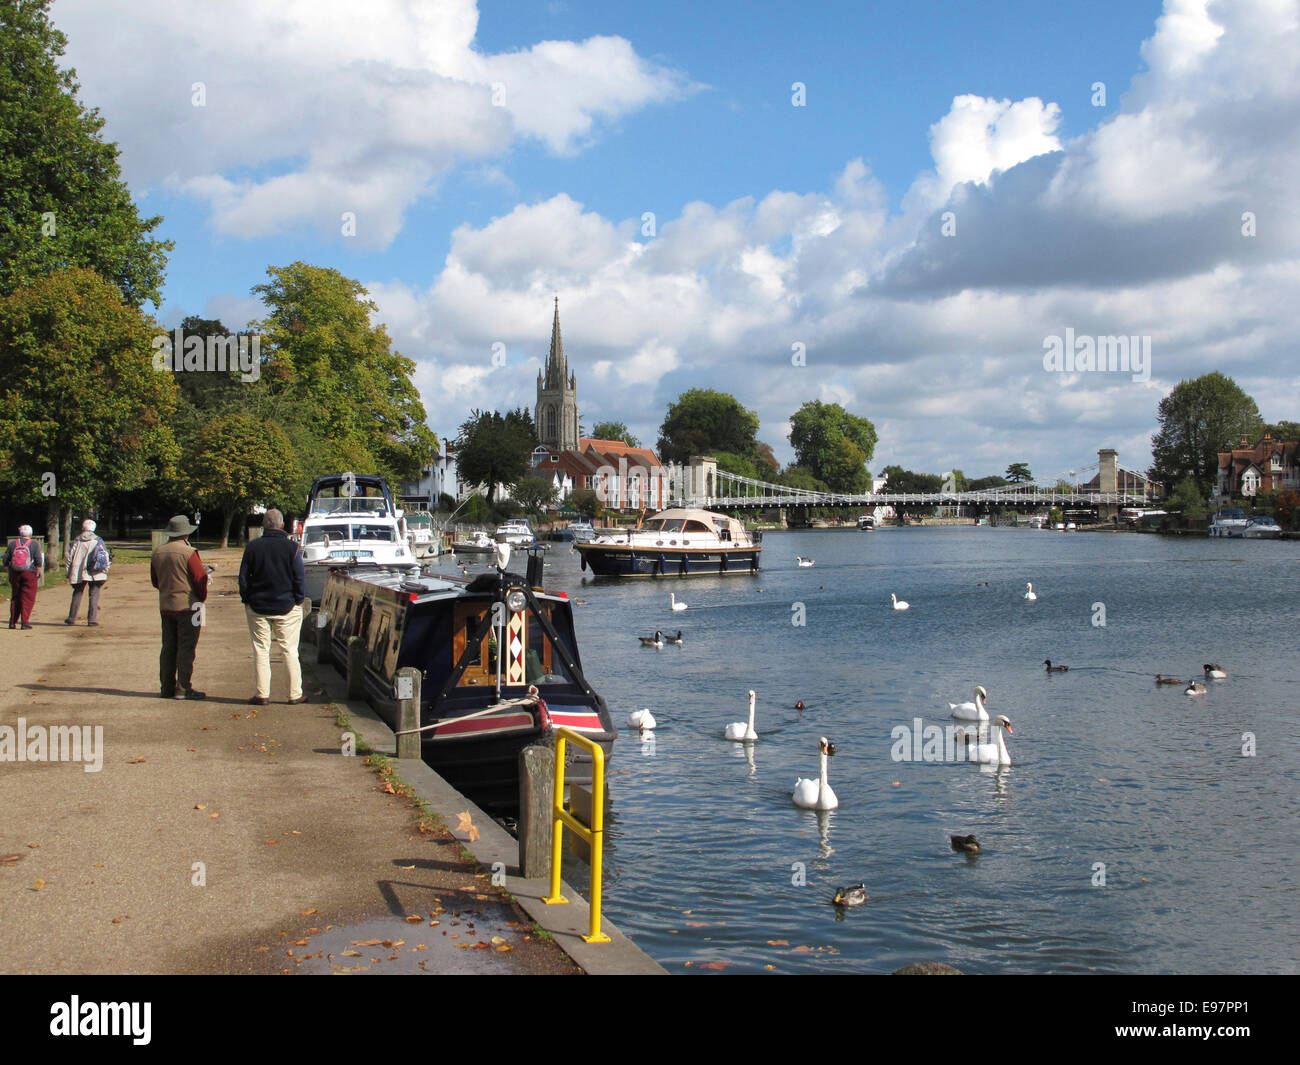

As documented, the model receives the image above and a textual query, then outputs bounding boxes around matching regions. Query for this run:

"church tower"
[535,297,579,451]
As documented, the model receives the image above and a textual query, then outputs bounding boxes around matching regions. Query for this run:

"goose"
[627,708,657,730]
[1155,674,1183,685]
[949,685,989,722]
[965,715,1013,765]
[1044,659,1068,673]
[793,737,838,810]
[638,630,664,648]
[670,593,688,612]
[890,593,910,611]
[795,556,815,567]
[1203,664,1227,679]
[724,689,759,741]
[664,630,684,645]
[950,834,981,855]
[831,884,868,907]
[1023,582,1037,601]
[1185,681,1208,696]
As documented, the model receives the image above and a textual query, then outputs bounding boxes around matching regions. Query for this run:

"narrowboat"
[573,507,761,577]
[317,551,615,815]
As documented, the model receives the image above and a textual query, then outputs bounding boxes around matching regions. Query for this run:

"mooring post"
[394,667,421,760]
[314,611,331,663]
[518,744,555,878]
[346,636,366,699]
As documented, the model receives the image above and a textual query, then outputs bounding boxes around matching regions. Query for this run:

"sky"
[49,0,1300,485]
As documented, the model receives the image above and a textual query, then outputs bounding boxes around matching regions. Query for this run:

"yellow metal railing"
[542,727,610,944]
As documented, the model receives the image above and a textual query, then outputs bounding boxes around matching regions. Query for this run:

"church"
[535,297,580,452]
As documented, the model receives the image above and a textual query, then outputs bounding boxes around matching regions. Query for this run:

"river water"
[529,525,1299,974]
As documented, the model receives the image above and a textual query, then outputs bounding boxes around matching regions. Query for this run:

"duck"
[638,630,664,648]
[627,708,657,730]
[664,630,684,645]
[890,593,910,611]
[1203,664,1227,679]
[949,685,989,722]
[965,715,1013,766]
[724,690,759,742]
[795,556,815,567]
[794,700,805,712]
[1185,681,1208,696]
[1155,674,1183,685]
[831,884,868,907]
[950,834,981,855]
[1044,659,1068,673]
[669,593,688,612]
[793,737,838,810]
[1023,582,1037,601]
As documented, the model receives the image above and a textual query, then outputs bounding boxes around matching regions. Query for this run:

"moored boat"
[1208,507,1249,537]
[573,507,760,577]
[452,529,496,554]
[1242,515,1281,539]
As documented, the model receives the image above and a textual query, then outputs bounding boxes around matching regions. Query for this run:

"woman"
[66,519,110,626]
[4,524,43,629]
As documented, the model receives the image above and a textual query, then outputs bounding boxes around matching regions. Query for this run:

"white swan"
[966,715,1013,766]
[724,689,759,741]
[670,593,688,612]
[627,708,657,730]
[891,593,909,611]
[795,556,815,567]
[1024,582,1037,601]
[949,685,989,722]
[793,737,838,810]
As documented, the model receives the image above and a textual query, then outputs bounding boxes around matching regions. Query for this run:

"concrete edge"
[301,647,666,976]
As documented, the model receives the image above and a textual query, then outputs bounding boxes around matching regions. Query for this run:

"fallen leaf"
[684,921,710,928]
[300,908,317,916]
[33,879,45,890]
[495,944,513,952]
[455,811,480,842]
[700,961,731,970]
[265,839,277,845]
[765,964,776,970]
[293,939,308,947]
[256,947,270,953]
[404,915,423,923]
[0,854,22,864]
[792,945,812,953]
[892,781,901,786]
[398,864,415,870]
[353,939,384,946]
[194,804,206,810]
[210,813,219,819]
[127,757,146,764]
[766,939,789,947]
[490,936,507,945]
[342,950,361,957]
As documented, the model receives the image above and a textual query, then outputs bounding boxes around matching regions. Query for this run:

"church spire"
[547,296,566,388]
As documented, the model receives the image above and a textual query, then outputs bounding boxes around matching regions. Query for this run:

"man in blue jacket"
[238,508,308,705]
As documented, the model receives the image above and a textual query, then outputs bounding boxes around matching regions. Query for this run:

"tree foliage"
[185,413,300,547]
[788,401,876,492]
[1167,474,1207,521]
[0,1,171,305]
[1004,462,1034,484]
[879,465,943,494]
[590,420,639,447]
[657,389,760,465]
[455,408,537,505]
[1150,373,1262,496]
[511,477,558,517]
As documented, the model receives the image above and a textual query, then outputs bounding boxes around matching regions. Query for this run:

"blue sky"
[50,0,1299,484]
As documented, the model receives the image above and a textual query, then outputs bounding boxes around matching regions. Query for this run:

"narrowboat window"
[371,615,390,669]
[461,616,482,666]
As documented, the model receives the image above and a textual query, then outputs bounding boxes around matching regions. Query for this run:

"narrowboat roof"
[334,567,575,608]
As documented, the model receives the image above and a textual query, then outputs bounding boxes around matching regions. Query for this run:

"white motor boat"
[495,518,538,545]
[1242,515,1282,539]
[1208,508,1249,537]
[574,507,761,576]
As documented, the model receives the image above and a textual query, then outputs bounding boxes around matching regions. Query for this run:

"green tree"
[0,0,170,305]
[778,465,827,492]
[185,413,301,548]
[510,477,557,517]
[1263,420,1300,442]
[967,474,1009,491]
[590,420,639,447]
[1150,373,1263,496]
[788,401,877,492]
[880,465,943,494]
[455,408,537,505]
[0,267,178,560]
[657,389,759,465]
[1005,463,1034,484]
[568,487,602,519]
[1167,474,1207,521]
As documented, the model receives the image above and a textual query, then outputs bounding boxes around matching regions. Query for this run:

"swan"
[965,715,1013,765]
[627,708,657,730]
[638,630,664,648]
[1203,664,1227,679]
[724,689,759,741]
[1185,681,1208,696]
[1155,674,1182,685]
[950,834,981,855]
[793,737,838,810]
[664,630,684,645]
[1044,659,1068,673]
[890,593,909,611]
[795,556,815,567]
[949,685,989,722]
[670,593,688,612]
[832,884,868,907]
[1024,582,1037,601]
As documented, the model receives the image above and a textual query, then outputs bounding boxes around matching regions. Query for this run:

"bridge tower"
[1098,448,1119,521]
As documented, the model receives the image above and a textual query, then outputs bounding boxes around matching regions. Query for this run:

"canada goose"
[1185,681,1208,696]
[664,630,684,645]
[1203,664,1227,679]
[1044,659,1068,673]
[638,630,664,648]
[1155,674,1182,685]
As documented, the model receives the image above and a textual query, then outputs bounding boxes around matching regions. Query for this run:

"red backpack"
[10,539,34,572]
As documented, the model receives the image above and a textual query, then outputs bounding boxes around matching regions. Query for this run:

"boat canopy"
[640,508,747,540]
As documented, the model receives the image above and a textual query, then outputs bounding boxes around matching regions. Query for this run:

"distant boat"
[857,514,876,530]
[1208,508,1249,538]
[574,508,761,577]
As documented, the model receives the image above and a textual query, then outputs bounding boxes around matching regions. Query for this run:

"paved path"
[0,547,577,974]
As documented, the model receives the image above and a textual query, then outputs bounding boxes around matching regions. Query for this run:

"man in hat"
[3,524,43,629]
[150,514,210,699]
[238,508,308,705]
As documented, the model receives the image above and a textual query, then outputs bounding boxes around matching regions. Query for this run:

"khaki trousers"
[245,603,305,700]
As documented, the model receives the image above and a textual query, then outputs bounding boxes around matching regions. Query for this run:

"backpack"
[10,539,34,572]
[87,538,110,574]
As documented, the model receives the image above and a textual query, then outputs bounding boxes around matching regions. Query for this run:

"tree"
[0,1,170,305]
[1150,373,1262,496]
[568,487,602,519]
[778,465,827,492]
[455,409,537,505]
[510,477,557,517]
[657,389,759,465]
[1263,421,1300,442]
[185,414,301,548]
[0,268,178,560]
[1005,463,1034,484]
[879,465,943,494]
[1167,475,1207,521]
[590,420,639,447]
[788,401,877,492]
[752,441,780,481]
[967,474,1009,491]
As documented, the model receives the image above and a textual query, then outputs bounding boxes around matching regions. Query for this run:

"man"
[150,514,209,699]
[238,508,308,706]
[65,518,110,625]
[4,524,43,629]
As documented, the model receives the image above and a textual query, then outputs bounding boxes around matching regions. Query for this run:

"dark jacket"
[238,529,306,615]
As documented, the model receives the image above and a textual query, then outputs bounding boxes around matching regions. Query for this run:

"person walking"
[65,519,110,625]
[3,524,43,629]
[150,514,210,700]
[238,508,308,705]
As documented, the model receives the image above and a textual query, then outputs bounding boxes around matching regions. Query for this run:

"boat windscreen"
[304,524,350,544]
